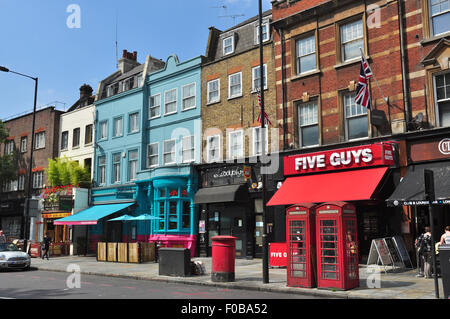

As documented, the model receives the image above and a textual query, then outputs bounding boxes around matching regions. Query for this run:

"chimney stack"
[80,84,93,100]
[118,49,139,73]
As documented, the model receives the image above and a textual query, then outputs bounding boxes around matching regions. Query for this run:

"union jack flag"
[355,55,373,110]
[256,89,272,126]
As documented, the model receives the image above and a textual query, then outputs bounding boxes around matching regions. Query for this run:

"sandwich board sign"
[392,235,414,269]
[367,238,394,273]
[383,237,405,268]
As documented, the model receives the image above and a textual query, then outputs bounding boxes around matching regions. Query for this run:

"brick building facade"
[0,106,63,239]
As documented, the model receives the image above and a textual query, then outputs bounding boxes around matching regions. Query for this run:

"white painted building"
[59,84,96,178]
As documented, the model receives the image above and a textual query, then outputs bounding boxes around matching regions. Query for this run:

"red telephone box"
[316,202,359,290]
[286,203,316,288]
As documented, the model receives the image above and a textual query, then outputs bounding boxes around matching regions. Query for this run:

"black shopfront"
[0,198,25,239]
[194,162,284,258]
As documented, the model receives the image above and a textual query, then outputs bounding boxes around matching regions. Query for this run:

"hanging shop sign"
[201,164,260,189]
[42,212,72,219]
[284,143,395,176]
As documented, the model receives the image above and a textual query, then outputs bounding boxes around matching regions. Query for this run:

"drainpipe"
[397,0,410,131]
[278,27,287,150]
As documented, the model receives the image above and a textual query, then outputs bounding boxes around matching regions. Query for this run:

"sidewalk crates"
[286,204,317,288]
[315,202,359,290]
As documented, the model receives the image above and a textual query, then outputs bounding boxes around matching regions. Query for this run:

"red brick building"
[0,106,63,240]
[269,0,450,260]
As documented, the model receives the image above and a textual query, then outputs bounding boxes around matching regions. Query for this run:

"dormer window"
[223,35,235,56]
[256,22,270,44]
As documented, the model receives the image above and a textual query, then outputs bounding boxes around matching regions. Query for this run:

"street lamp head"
[0,66,10,72]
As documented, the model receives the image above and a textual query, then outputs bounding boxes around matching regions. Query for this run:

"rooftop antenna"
[210,4,229,29]
[115,11,119,69]
[219,13,246,27]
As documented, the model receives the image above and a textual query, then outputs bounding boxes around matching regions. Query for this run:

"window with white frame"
[256,22,270,44]
[35,132,45,150]
[429,0,450,36]
[85,125,93,145]
[128,150,138,181]
[148,143,159,168]
[182,136,195,163]
[163,140,176,165]
[344,92,368,140]
[165,89,177,115]
[20,137,27,153]
[207,79,220,104]
[98,156,106,185]
[252,65,267,92]
[340,19,364,62]
[223,36,234,55]
[112,153,121,183]
[99,121,107,140]
[113,117,123,137]
[435,72,450,127]
[298,100,319,147]
[32,171,43,189]
[296,35,317,74]
[5,140,14,155]
[228,72,242,99]
[129,112,139,133]
[252,127,268,156]
[18,175,25,191]
[228,130,244,159]
[149,94,161,119]
[182,83,196,111]
[207,135,221,163]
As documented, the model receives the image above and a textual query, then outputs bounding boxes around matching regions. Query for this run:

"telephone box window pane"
[320,219,339,280]
[289,220,306,278]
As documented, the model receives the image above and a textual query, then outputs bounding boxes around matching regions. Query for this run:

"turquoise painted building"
[135,55,204,256]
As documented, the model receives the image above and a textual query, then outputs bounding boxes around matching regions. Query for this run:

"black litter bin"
[158,248,191,277]
[438,245,450,299]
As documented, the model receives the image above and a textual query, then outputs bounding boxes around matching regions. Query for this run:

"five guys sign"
[284,143,395,176]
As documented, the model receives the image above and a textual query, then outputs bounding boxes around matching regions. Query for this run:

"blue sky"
[0,0,271,120]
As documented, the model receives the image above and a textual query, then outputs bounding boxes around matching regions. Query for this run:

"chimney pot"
[122,50,128,58]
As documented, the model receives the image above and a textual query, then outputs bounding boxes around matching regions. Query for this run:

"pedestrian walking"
[415,229,426,277]
[439,226,450,246]
[416,227,433,279]
[42,233,51,260]
[0,230,6,244]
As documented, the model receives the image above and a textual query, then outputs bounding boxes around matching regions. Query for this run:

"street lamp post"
[258,0,269,284]
[0,66,38,252]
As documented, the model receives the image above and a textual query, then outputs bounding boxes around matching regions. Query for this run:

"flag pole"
[360,48,388,106]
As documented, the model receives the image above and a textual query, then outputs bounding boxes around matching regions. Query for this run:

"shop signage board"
[367,238,394,273]
[284,143,395,176]
[409,137,450,162]
[392,235,414,268]
[383,237,405,268]
[269,242,287,268]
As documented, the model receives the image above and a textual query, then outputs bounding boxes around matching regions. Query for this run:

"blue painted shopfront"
[136,55,203,256]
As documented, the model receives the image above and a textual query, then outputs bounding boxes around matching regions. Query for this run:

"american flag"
[256,89,272,126]
[355,55,373,110]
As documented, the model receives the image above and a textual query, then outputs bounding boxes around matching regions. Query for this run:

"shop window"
[296,34,317,75]
[343,92,368,140]
[298,100,319,147]
[429,0,450,36]
[434,72,450,127]
[155,187,191,232]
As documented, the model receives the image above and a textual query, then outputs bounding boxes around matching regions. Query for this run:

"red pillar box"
[286,203,317,288]
[316,202,359,290]
[211,236,236,282]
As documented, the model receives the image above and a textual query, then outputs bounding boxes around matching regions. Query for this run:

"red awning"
[267,167,389,206]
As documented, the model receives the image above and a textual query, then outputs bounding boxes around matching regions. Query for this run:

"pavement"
[27,255,449,300]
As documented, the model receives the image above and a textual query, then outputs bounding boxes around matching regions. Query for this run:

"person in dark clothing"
[42,233,51,260]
